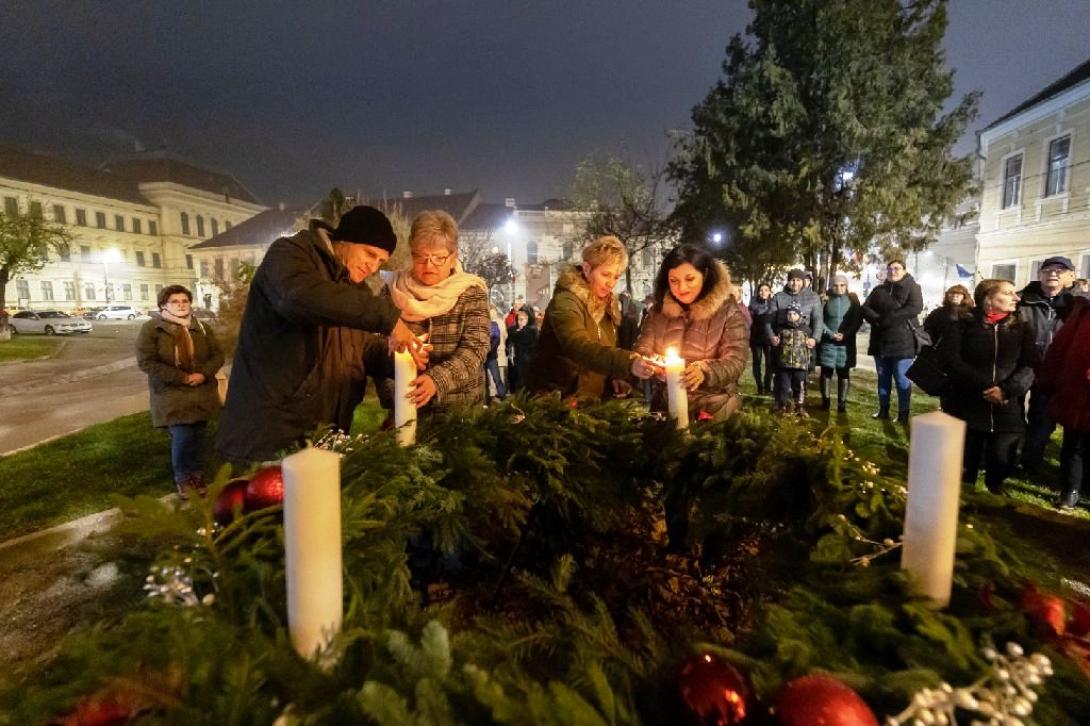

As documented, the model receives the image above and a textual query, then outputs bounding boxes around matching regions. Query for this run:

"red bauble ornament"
[245,465,284,512]
[212,478,249,525]
[776,674,878,726]
[678,653,751,725]
[1021,585,1067,638]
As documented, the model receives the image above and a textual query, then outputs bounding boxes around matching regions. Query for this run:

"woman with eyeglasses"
[377,210,490,410]
[136,284,224,499]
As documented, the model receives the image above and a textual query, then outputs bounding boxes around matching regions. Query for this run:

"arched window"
[180,212,190,236]
[526,240,539,265]
[196,215,205,237]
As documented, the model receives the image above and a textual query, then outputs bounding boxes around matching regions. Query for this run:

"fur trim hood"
[659,260,737,321]
[555,264,621,324]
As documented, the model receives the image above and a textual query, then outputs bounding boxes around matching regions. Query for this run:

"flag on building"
[955,264,973,279]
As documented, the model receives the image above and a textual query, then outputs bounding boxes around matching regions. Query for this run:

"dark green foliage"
[669,0,979,286]
[2,398,1087,724]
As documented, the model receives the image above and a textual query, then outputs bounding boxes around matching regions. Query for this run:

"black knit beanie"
[329,206,397,254]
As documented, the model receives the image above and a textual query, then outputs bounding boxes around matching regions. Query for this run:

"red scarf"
[984,311,1009,325]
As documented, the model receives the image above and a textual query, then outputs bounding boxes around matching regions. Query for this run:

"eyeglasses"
[1040,266,1068,275]
[412,252,452,266]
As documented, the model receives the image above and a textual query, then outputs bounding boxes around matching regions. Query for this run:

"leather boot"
[819,376,831,410]
[837,378,849,413]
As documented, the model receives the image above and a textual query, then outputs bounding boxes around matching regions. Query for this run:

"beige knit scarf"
[160,309,195,371]
[383,260,486,322]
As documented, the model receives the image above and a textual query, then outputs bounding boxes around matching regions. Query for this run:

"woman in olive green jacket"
[529,236,657,399]
[136,285,224,498]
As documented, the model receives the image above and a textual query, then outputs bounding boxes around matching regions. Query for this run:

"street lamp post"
[101,248,122,304]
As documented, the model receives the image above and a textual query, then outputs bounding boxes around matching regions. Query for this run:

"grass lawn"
[0,336,64,363]
[0,395,389,541]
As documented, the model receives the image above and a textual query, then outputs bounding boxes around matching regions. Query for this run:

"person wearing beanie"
[764,267,823,405]
[771,301,812,415]
[217,205,424,463]
[817,274,862,413]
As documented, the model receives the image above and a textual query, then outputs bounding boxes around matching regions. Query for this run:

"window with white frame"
[40,281,54,301]
[16,279,30,301]
[196,215,205,237]
[149,220,158,236]
[526,240,539,265]
[53,204,67,223]
[180,212,190,235]
[63,281,76,301]
[84,283,96,301]
[122,284,132,301]
[1045,135,1071,197]
[132,218,142,234]
[140,284,149,301]
[1001,155,1022,208]
[992,263,1017,282]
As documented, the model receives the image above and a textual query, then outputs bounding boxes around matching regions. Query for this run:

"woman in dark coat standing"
[506,307,538,393]
[861,259,923,423]
[136,285,224,498]
[923,284,974,345]
[939,279,1037,494]
[747,283,775,394]
[817,274,862,413]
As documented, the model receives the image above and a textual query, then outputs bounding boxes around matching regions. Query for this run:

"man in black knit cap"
[217,206,424,463]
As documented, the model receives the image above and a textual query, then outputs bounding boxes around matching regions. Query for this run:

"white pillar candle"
[393,349,417,447]
[663,347,689,430]
[900,411,966,607]
[282,446,343,661]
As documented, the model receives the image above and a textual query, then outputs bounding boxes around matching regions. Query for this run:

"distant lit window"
[132,218,142,234]
[16,279,30,301]
[526,240,538,265]
[211,218,219,236]
[76,208,87,226]
[1045,135,1070,197]
[3,197,17,216]
[115,214,125,231]
[96,211,106,228]
[196,215,205,237]
[149,220,158,236]
[30,201,43,218]
[152,252,161,269]
[135,251,146,267]
[1002,155,1022,208]
[53,205,67,223]
[180,212,190,235]
[41,281,54,301]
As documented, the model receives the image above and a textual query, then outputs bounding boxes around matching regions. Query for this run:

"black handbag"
[907,345,948,396]
[908,321,932,353]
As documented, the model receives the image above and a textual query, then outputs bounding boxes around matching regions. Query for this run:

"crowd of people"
[134,204,1089,513]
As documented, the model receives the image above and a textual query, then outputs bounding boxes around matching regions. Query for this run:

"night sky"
[3,1,1089,207]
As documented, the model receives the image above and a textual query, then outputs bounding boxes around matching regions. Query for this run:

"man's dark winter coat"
[1016,281,1089,363]
[216,227,399,462]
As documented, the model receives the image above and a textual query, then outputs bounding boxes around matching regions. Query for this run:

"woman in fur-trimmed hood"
[635,244,750,421]
[529,236,658,399]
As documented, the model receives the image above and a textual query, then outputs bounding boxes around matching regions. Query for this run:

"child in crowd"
[773,303,812,415]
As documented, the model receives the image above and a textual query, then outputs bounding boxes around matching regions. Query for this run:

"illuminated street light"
[101,248,122,303]
[503,218,519,235]
[712,232,723,244]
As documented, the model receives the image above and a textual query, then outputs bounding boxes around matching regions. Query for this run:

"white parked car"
[9,310,94,335]
[96,305,139,320]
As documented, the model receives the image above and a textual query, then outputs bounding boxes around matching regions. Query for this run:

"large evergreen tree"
[0,209,71,334]
[669,0,979,288]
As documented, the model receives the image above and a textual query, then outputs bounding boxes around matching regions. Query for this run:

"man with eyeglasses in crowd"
[217,205,425,464]
[1017,255,1090,475]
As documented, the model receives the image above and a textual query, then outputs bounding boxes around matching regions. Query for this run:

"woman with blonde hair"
[529,236,657,398]
[378,209,490,410]
[635,243,748,421]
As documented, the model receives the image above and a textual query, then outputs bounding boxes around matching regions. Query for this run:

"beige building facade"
[975,59,1090,286]
[0,146,265,313]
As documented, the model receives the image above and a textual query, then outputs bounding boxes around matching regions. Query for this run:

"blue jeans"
[874,356,913,414]
[169,422,207,483]
[484,358,506,402]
